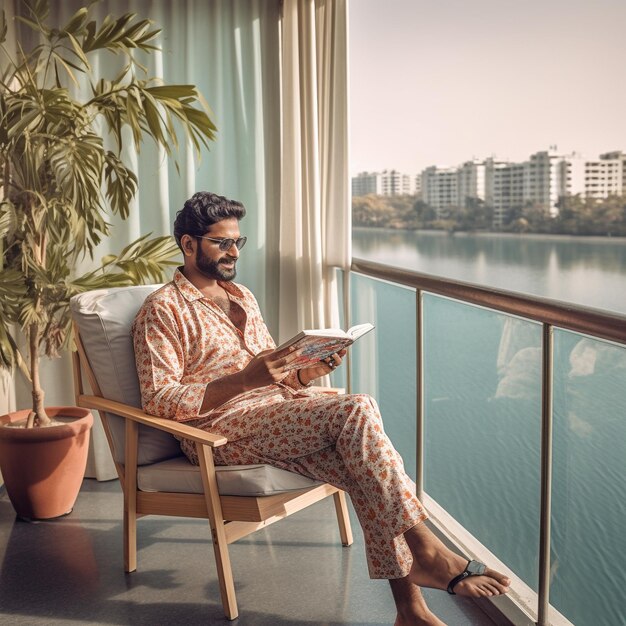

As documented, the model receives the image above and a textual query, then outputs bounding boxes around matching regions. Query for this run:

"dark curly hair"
[173,192,246,250]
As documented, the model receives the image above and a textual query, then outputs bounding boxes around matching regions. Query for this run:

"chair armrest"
[77,394,227,448]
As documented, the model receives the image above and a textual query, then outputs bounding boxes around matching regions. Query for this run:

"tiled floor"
[0,479,498,625]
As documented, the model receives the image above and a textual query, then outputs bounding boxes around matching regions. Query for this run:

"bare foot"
[390,577,447,626]
[404,523,511,598]
[395,613,446,626]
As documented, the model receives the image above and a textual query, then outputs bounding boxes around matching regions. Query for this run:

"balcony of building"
[2,2,625,625]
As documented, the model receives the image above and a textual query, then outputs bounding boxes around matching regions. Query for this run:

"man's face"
[194,217,242,282]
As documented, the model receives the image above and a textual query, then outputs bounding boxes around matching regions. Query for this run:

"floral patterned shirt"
[132,269,308,423]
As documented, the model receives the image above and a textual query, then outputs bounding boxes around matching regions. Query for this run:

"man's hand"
[298,349,347,385]
[200,348,301,413]
[239,348,301,391]
[200,347,345,413]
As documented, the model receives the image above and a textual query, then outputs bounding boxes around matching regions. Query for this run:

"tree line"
[352,194,626,237]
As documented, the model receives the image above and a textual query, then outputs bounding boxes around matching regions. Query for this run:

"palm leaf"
[0,268,27,320]
[0,10,8,45]
[61,7,89,36]
[103,152,137,219]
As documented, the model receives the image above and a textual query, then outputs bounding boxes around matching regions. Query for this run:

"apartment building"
[351,170,414,197]
[413,173,422,198]
[421,166,459,218]
[382,169,413,195]
[557,155,585,201]
[585,151,626,198]
[524,150,558,215]
[485,159,525,227]
[419,161,487,220]
[458,160,486,205]
[351,171,382,196]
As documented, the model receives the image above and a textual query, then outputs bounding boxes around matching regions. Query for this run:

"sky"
[349,0,626,175]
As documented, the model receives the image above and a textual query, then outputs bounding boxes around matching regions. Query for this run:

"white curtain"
[278,0,351,342]
[2,0,350,479]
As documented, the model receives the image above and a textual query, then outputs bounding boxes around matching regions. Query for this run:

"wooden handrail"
[351,258,626,346]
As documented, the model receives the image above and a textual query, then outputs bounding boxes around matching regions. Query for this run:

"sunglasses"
[196,236,247,251]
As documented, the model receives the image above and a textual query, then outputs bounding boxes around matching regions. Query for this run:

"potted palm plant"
[0,1,216,519]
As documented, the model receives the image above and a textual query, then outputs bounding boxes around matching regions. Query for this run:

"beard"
[196,247,237,281]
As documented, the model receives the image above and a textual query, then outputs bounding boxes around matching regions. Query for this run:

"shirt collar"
[174,267,245,302]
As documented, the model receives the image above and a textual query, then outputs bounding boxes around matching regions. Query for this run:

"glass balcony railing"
[551,331,626,626]
[334,259,626,626]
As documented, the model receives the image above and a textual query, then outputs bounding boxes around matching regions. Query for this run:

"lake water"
[353,228,626,314]
[351,228,626,626]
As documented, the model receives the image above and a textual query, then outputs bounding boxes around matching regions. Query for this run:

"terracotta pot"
[0,407,93,520]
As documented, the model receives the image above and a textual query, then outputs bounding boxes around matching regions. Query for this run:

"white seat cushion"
[137,456,321,496]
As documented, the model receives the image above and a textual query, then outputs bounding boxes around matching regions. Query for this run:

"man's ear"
[181,235,195,256]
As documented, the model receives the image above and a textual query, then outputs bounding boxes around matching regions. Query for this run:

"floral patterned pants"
[182,391,428,579]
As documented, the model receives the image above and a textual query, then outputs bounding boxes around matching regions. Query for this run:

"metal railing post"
[538,323,554,625]
[416,289,425,500]
[343,268,352,394]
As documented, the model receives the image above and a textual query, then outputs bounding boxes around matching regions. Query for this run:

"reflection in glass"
[350,274,417,481]
[422,295,542,590]
[551,331,626,626]
[345,259,626,624]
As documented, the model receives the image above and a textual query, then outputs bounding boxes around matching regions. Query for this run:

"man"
[132,191,510,625]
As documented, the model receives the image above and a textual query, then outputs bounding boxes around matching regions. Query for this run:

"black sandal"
[446,559,486,594]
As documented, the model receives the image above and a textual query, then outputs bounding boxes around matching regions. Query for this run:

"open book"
[273,322,374,371]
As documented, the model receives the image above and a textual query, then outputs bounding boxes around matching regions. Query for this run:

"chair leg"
[197,443,239,620]
[124,420,139,572]
[123,507,137,572]
[333,490,354,546]
[208,520,238,620]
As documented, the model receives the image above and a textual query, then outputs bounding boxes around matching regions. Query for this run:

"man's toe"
[486,577,509,594]
[485,567,511,586]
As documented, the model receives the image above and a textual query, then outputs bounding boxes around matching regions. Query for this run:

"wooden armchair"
[70,285,352,620]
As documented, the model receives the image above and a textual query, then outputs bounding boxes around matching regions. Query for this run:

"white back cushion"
[70,285,182,465]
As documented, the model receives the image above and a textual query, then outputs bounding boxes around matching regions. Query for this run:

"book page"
[274,328,347,353]
[347,322,375,340]
[282,335,353,371]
